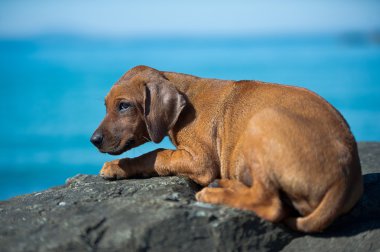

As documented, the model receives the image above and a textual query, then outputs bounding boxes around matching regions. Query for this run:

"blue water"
[0,34,379,200]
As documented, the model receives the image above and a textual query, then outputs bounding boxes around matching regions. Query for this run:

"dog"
[91,65,363,233]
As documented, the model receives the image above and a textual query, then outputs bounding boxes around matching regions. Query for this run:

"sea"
[0,34,379,200]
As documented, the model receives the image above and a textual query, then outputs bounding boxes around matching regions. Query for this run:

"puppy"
[91,65,363,233]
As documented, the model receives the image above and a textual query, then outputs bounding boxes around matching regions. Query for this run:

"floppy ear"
[144,81,186,143]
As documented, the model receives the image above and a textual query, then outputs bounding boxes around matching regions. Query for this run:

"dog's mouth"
[101,138,136,156]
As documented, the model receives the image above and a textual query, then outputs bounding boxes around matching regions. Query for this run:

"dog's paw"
[100,160,128,180]
[195,188,216,203]
[196,187,232,205]
[195,189,206,202]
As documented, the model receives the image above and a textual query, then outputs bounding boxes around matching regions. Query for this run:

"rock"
[0,142,379,252]
[358,142,380,174]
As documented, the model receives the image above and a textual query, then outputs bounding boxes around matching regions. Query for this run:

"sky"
[0,0,379,38]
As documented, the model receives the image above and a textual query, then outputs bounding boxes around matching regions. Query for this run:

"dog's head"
[90,66,186,155]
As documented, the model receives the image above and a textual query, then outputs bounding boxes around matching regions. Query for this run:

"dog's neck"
[162,71,231,102]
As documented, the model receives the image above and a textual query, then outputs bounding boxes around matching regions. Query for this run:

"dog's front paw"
[100,160,129,180]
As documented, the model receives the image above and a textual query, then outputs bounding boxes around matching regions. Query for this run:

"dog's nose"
[90,132,103,148]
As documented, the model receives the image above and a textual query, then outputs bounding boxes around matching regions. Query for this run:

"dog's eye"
[119,102,132,112]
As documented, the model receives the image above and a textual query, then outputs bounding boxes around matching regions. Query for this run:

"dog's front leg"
[100,148,215,185]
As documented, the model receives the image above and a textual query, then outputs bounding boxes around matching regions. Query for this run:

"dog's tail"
[284,174,362,233]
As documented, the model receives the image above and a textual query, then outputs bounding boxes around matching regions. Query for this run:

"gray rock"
[358,142,380,174]
[0,142,379,252]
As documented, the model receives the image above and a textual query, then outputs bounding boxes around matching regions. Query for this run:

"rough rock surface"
[0,142,379,252]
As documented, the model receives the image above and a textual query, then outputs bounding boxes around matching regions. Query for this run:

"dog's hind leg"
[284,178,353,233]
[196,178,287,222]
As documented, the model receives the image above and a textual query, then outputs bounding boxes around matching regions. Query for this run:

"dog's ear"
[143,80,186,143]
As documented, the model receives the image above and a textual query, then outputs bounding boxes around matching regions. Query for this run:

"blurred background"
[0,0,379,200]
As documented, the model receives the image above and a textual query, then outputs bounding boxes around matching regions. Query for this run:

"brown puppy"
[91,65,363,233]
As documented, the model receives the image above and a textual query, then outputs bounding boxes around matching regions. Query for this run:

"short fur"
[91,65,363,233]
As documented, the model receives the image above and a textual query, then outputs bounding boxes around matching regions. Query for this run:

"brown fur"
[91,65,363,233]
